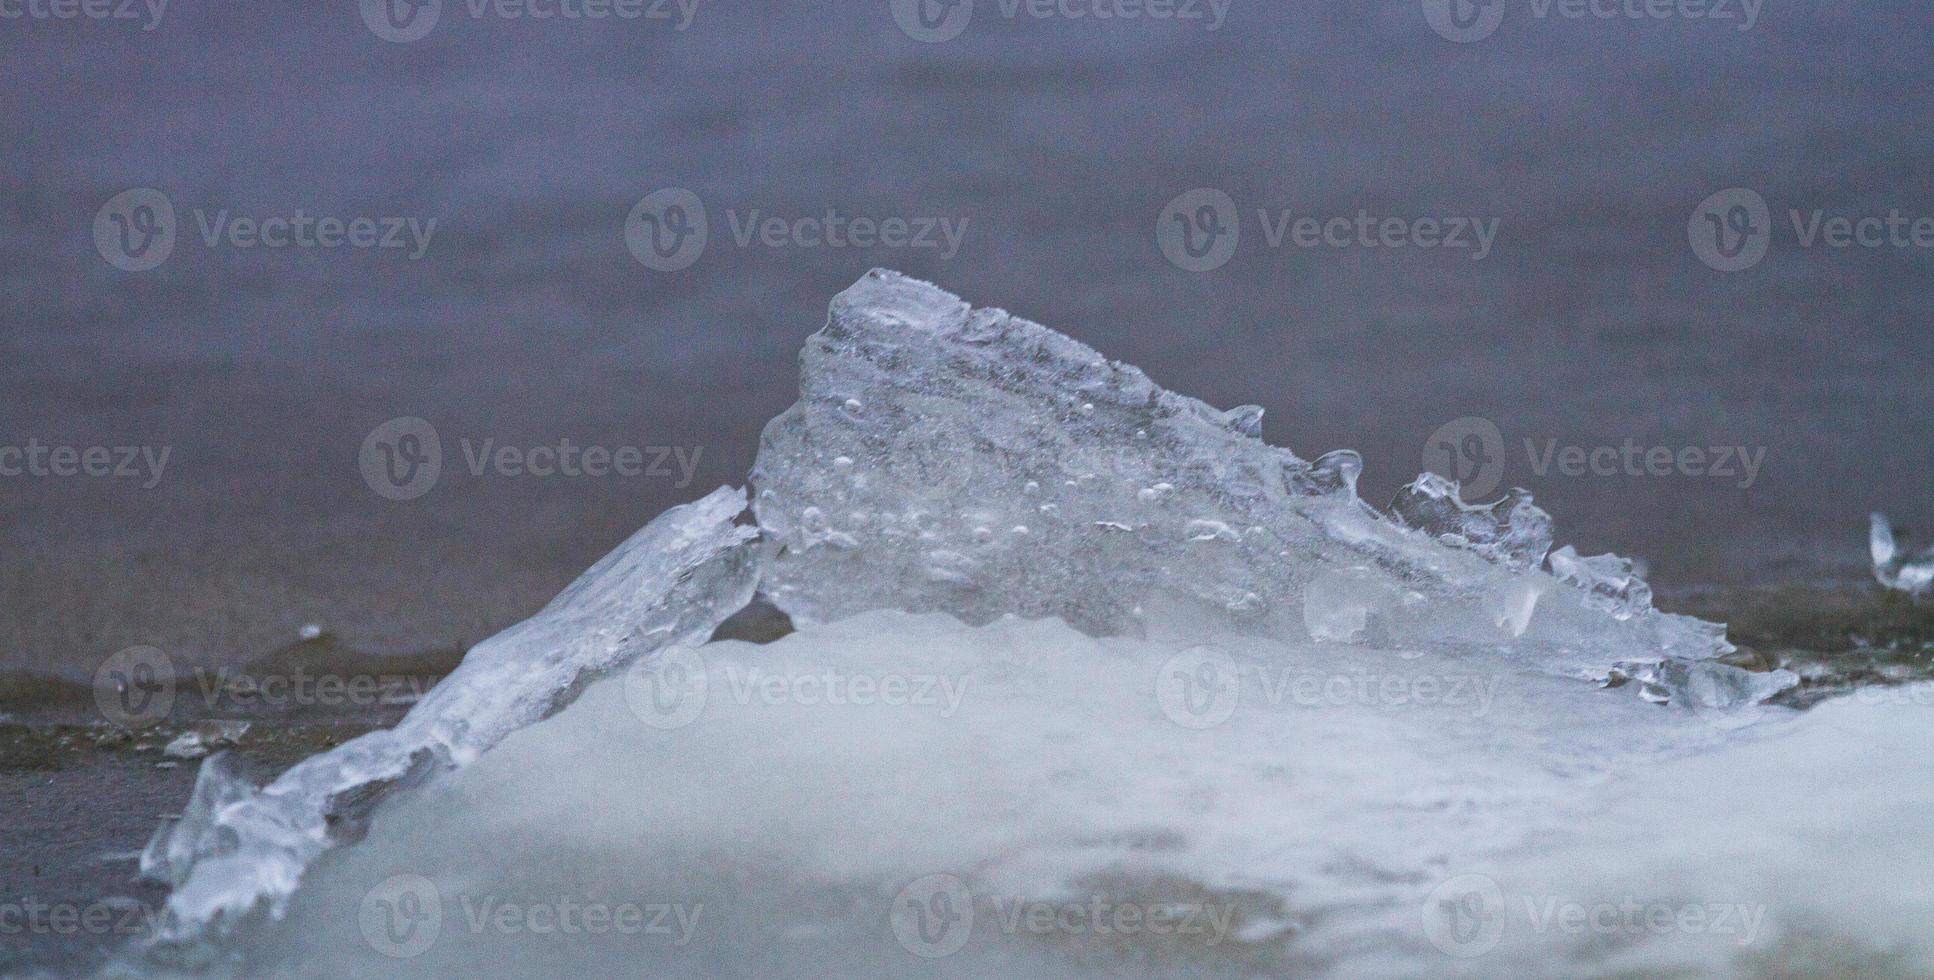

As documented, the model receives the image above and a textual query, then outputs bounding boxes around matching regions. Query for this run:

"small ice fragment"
[1389,474,1552,570]
[297,624,323,642]
[141,752,259,884]
[1611,659,1798,709]
[163,722,250,760]
[144,487,762,945]
[1548,545,1653,620]
[1221,404,1265,437]
[1486,577,1547,638]
[1871,512,1934,599]
[1290,449,1363,497]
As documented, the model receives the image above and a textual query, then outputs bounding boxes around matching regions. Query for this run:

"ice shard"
[1871,511,1934,599]
[138,487,761,948]
[753,269,1739,678]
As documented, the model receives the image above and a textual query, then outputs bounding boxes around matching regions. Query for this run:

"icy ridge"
[753,269,1749,682]
[137,487,761,949]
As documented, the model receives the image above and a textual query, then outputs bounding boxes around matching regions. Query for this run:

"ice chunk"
[754,270,1729,679]
[1609,658,1800,712]
[162,721,251,760]
[1547,544,1654,620]
[1388,474,1552,570]
[140,752,259,887]
[1871,512,1934,599]
[1484,576,1548,639]
[121,271,1782,968]
[138,487,762,948]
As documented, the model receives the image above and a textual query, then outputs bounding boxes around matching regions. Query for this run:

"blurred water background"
[1,1,1930,674]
